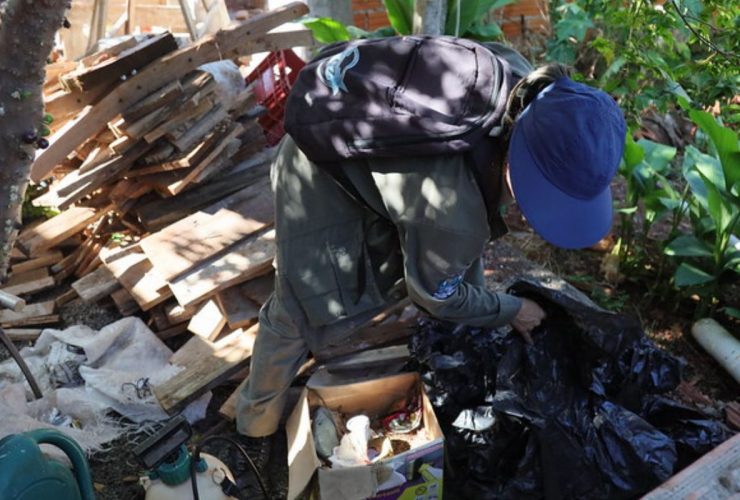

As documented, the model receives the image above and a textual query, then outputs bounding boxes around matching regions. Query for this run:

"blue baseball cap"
[508,77,626,249]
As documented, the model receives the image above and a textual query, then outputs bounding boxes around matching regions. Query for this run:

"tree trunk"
[0,0,69,281]
[413,0,447,35]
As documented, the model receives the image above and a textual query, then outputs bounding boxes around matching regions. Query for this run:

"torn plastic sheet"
[410,277,730,499]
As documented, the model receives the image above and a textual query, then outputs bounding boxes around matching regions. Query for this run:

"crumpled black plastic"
[410,277,730,500]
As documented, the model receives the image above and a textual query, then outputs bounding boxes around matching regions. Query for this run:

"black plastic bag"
[410,277,729,499]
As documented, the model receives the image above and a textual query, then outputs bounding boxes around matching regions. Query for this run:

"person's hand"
[511,297,546,344]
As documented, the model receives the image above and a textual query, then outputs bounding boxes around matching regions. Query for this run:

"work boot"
[229,432,275,498]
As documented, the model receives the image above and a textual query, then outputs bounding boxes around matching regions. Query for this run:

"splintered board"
[169,229,276,308]
[139,178,273,282]
[0,301,55,326]
[153,325,258,414]
[102,250,171,311]
[218,285,260,330]
[16,207,98,257]
[187,298,227,340]
[71,265,120,303]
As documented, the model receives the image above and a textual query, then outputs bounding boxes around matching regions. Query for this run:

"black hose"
[0,327,43,399]
[190,435,270,500]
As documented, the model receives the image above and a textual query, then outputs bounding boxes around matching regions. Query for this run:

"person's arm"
[368,154,523,328]
[399,218,523,328]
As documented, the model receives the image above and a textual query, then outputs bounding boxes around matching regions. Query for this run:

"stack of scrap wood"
[1,4,320,413]
[6,2,416,421]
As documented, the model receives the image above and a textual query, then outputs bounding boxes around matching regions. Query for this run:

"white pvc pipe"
[691,318,740,384]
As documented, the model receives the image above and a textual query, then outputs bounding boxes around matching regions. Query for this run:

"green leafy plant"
[663,100,740,316]
[546,0,739,124]
[303,0,514,44]
[617,133,681,263]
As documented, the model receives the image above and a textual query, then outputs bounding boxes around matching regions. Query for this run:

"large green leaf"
[637,139,676,173]
[699,171,734,235]
[664,235,713,257]
[383,0,414,34]
[621,132,644,175]
[554,3,594,41]
[302,17,351,43]
[682,146,712,210]
[688,143,726,195]
[446,0,480,36]
[688,108,740,191]
[465,22,503,40]
[674,263,716,286]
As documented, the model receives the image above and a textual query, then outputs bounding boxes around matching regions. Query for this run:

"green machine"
[0,428,96,500]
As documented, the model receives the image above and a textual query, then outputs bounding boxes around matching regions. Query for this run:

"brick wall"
[350,0,550,39]
[352,0,387,31]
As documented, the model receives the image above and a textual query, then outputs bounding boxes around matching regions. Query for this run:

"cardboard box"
[286,370,444,500]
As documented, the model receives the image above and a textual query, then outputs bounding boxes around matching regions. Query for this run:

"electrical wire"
[190,435,270,500]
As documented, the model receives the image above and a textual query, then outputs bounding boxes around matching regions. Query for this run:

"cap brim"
[508,126,613,249]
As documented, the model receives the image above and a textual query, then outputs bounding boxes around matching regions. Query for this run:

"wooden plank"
[102,251,171,311]
[1,314,59,328]
[156,322,189,341]
[163,299,199,324]
[71,265,121,302]
[135,158,271,232]
[54,289,78,307]
[16,207,97,257]
[111,287,140,316]
[218,284,260,329]
[191,140,241,184]
[186,298,227,340]
[642,433,740,500]
[3,329,43,342]
[62,33,178,92]
[78,145,113,174]
[171,106,229,152]
[0,301,55,325]
[140,177,272,281]
[109,135,138,155]
[166,125,244,195]
[123,79,183,122]
[153,325,258,414]
[10,251,64,274]
[1,277,56,297]
[170,333,220,366]
[0,290,26,312]
[6,267,49,286]
[79,36,140,67]
[143,94,215,144]
[31,7,312,182]
[34,142,151,209]
[238,271,274,305]
[9,247,25,263]
[169,229,275,308]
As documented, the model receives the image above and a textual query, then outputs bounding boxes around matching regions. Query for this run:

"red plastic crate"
[245,49,305,146]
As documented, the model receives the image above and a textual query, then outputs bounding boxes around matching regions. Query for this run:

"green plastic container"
[0,429,96,500]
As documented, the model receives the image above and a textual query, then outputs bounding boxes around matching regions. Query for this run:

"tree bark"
[413,0,447,35]
[0,0,69,281]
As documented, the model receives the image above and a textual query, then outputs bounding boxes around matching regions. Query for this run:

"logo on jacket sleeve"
[433,273,463,300]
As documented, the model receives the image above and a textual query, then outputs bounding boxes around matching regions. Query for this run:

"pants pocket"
[283,223,384,327]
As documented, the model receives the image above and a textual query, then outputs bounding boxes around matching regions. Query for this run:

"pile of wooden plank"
[3,2,417,423]
[1,4,320,414]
